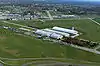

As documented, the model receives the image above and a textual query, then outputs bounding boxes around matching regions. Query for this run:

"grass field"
[8,19,100,42]
[0,19,100,65]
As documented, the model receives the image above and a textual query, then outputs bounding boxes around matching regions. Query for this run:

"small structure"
[61,15,76,18]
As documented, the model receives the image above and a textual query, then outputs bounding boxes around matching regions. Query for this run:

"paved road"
[22,61,84,66]
[22,61,58,66]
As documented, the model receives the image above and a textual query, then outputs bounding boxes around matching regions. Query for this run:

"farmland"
[0,19,100,65]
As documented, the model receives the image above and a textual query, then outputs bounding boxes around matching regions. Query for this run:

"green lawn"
[8,19,100,42]
[0,29,100,65]
[0,19,100,65]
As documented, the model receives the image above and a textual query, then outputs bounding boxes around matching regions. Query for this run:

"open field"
[1,29,100,65]
[7,19,100,42]
[0,29,67,58]
[0,19,100,65]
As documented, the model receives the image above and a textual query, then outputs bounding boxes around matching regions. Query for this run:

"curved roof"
[50,33,63,39]
[43,29,70,37]
[35,30,52,37]
[52,26,78,34]
[35,29,63,39]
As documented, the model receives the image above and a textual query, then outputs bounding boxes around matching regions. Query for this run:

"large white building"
[35,30,63,39]
[43,29,70,37]
[35,26,79,39]
[52,26,78,35]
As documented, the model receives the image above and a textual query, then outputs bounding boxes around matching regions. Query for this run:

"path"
[46,10,53,20]
[2,21,35,29]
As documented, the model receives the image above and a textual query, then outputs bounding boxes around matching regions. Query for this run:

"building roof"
[52,26,78,34]
[43,28,70,37]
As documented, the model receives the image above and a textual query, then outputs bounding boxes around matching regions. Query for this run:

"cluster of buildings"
[35,26,79,40]
[0,10,79,20]
[52,15,79,19]
[0,11,34,20]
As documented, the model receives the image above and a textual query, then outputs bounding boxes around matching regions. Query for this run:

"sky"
[0,0,100,2]
[75,0,100,1]
[32,0,100,2]
[1,0,100,4]
[52,0,100,2]
[34,0,100,1]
